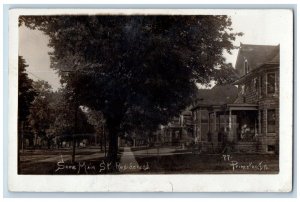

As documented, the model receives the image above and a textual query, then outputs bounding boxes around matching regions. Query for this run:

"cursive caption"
[222,154,269,172]
[55,155,150,174]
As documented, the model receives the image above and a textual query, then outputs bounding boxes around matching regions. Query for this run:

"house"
[160,108,194,146]
[191,43,280,153]
[191,85,238,152]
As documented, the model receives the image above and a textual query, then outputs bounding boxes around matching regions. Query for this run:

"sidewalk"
[119,147,141,173]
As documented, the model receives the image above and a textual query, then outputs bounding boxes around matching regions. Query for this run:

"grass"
[18,151,279,174]
[135,153,279,174]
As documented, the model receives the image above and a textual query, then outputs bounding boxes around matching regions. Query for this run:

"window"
[207,132,212,142]
[267,73,276,94]
[218,130,223,142]
[260,76,263,96]
[245,85,249,95]
[267,145,275,152]
[254,78,259,94]
[201,110,209,123]
[241,85,245,95]
[260,110,264,134]
[200,110,209,141]
[267,109,276,133]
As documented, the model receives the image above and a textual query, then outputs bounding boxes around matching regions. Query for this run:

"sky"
[19,11,284,91]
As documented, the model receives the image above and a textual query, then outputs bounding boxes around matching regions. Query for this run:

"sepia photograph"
[8,8,293,192]
[17,12,281,175]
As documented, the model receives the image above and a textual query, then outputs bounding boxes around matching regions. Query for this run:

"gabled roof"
[233,45,280,85]
[235,43,279,76]
[270,54,279,63]
[266,45,280,64]
[192,85,238,109]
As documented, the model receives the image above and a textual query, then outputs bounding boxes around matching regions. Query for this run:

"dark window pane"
[260,76,263,96]
[201,110,208,123]
[254,78,259,92]
[267,73,275,94]
[260,110,264,134]
[267,109,276,133]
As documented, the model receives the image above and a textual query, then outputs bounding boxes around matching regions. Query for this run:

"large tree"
[20,15,241,165]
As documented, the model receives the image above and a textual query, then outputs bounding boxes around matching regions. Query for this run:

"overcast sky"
[19,12,284,91]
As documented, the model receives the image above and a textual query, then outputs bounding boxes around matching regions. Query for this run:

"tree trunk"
[100,133,103,151]
[106,123,119,172]
[104,125,107,158]
[18,121,23,174]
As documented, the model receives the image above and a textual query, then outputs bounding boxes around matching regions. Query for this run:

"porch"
[206,104,260,153]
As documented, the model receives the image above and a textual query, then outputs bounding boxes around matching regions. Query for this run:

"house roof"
[192,85,238,109]
[233,45,280,85]
[267,45,280,63]
[235,43,279,76]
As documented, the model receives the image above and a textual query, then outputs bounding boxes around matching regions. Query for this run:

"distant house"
[160,108,194,146]
[191,85,238,152]
[191,43,279,153]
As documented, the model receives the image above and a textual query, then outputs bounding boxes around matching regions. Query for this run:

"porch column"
[199,110,202,142]
[228,110,233,142]
[258,110,261,134]
[213,112,217,132]
[208,112,211,133]
[229,110,232,130]
[213,111,217,143]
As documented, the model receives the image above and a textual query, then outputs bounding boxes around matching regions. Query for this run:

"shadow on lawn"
[18,153,279,175]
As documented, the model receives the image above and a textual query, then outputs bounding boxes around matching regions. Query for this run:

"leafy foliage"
[18,56,36,122]
[20,15,242,160]
[28,80,54,139]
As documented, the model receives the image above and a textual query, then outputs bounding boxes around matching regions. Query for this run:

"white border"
[8,9,293,192]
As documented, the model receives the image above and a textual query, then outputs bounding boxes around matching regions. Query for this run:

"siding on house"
[234,44,280,153]
[190,43,280,154]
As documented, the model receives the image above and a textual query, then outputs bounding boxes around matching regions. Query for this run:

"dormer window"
[241,85,245,94]
[244,59,249,74]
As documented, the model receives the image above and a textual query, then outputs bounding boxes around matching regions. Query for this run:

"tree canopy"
[20,15,242,162]
[18,56,36,122]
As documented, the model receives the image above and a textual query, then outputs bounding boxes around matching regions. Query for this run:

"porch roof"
[232,63,279,85]
[225,103,258,111]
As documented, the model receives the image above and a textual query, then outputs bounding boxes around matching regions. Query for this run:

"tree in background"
[18,56,37,150]
[85,109,107,154]
[20,15,242,166]
[47,88,95,162]
[28,80,54,148]
[46,88,74,148]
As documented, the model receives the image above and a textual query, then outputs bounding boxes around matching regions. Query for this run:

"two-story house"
[232,43,279,153]
[191,43,279,153]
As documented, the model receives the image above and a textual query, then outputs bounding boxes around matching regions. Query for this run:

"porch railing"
[239,132,258,142]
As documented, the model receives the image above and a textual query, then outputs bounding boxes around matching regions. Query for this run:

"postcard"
[8,8,293,192]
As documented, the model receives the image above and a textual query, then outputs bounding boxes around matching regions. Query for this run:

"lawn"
[18,151,279,174]
[135,153,279,174]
